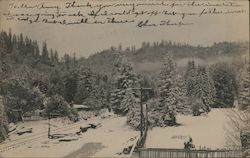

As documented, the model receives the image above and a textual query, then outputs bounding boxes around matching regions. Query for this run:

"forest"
[0,30,249,141]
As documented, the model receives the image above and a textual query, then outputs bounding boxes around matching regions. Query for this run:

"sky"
[0,0,249,57]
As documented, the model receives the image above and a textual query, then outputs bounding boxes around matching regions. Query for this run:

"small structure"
[71,104,91,111]
[23,109,45,121]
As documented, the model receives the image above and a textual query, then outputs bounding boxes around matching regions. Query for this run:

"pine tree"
[17,33,26,56]
[54,50,59,63]
[126,89,141,129]
[41,41,49,62]
[50,49,54,62]
[110,58,139,115]
[33,41,40,58]
[193,66,215,112]
[184,61,216,114]
[63,70,78,103]
[74,67,93,104]
[176,75,191,114]
[156,54,178,126]
[210,63,238,108]
[7,29,12,53]
[0,31,8,58]
[185,60,196,97]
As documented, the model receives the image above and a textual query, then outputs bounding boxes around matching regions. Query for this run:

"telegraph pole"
[112,53,152,138]
[48,114,51,138]
[145,103,148,132]
[132,87,152,138]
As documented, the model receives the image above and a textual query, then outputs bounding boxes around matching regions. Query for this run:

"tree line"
[0,30,249,135]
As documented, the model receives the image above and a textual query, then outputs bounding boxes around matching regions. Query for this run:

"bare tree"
[225,108,250,149]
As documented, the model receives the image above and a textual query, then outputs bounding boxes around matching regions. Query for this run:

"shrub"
[45,95,70,117]
[190,98,209,116]
[45,95,79,121]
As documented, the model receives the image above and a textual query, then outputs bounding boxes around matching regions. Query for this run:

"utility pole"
[132,87,152,138]
[48,114,51,138]
[145,103,148,132]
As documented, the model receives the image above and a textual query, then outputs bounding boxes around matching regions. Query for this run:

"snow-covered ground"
[0,109,237,157]
[146,109,232,149]
[0,112,139,158]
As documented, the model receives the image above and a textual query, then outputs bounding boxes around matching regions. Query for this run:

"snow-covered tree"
[110,57,139,115]
[74,67,93,104]
[193,66,215,112]
[184,61,216,115]
[156,54,179,126]
[3,76,43,122]
[185,60,196,97]
[176,75,191,114]
[126,88,141,129]
[210,63,238,108]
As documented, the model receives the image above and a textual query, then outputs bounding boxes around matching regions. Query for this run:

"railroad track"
[0,119,99,153]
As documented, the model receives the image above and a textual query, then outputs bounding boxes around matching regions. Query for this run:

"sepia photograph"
[0,0,249,157]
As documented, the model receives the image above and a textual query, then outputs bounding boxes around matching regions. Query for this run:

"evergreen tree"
[110,57,139,115]
[17,33,26,56]
[50,49,54,62]
[41,41,49,62]
[184,61,215,114]
[185,60,196,97]
[63,54,72,69]
[210,63,238,108]
[193,66,215,112]
[176,74,191,114]
[33,41,40,58]
[0,31,8,59]
[156,54,178,126]
[7,29,12,53]
[54,50,59,63]
[63,70,78,103]
[74,67,93,104]
[126,89,141,129]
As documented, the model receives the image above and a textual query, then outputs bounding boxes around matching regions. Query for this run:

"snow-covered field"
[0,112,139,158]
[146,109,232,149]
[0,109,236,158]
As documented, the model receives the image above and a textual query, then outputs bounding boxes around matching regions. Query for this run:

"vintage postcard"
[0,0,249,157]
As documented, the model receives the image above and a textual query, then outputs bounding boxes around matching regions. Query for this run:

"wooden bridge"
[139,148,243,158]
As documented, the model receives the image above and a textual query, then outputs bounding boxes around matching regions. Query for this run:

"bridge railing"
[139,148,243,158]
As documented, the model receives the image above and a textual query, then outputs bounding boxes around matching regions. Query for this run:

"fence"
[23,116,46,121]
[139,148,243,158]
